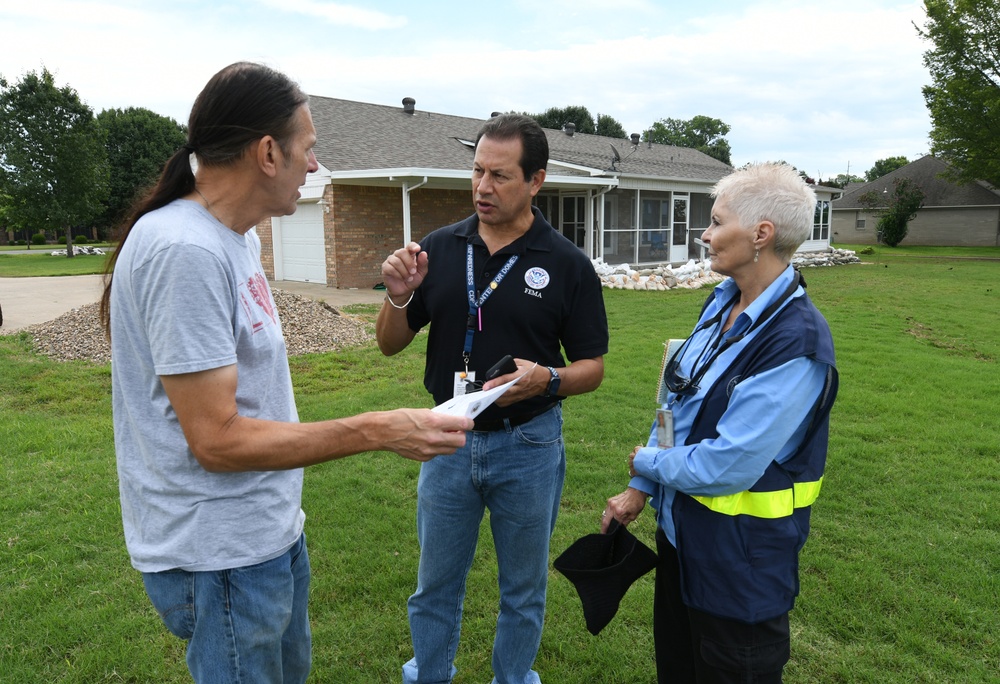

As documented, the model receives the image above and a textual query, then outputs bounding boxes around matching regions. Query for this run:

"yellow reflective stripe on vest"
[691,478,822,519]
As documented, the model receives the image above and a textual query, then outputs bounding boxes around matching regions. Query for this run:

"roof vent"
[402,97,416,115]
[563,122,576,137]
[630,133,640,145]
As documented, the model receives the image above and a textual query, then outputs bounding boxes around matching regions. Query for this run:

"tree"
[865,156,909,182]
[858,177,925,247]
[528,105,596,134]
[96,107,186,234]
[917,0,1000,187]
[0,68,108,256]
[595,113,627,139]
[643,115,732,164]
[525,106,627,139]
[819,173,865,188]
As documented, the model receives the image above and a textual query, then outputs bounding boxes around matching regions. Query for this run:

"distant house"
[831,155,1000,246]
[258,97,841,289]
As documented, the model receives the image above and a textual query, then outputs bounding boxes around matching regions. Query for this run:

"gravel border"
[7,289,375,364]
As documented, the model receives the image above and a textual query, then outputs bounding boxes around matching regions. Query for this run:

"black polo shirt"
[406,208,609,422]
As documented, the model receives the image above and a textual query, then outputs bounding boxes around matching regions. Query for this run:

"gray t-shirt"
[111,199,304,573]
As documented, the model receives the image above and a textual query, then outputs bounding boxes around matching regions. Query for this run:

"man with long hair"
[102,62,471,683]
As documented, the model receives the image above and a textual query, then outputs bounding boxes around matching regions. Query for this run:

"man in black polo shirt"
[377,113,608,684]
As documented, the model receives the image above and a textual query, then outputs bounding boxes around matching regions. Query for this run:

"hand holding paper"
[432,364,535,419]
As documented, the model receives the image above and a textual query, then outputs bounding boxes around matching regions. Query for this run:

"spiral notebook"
[656,338,687,405]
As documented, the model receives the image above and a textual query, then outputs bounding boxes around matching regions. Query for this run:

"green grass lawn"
[2,249,999,682]
[0,242,111,251]
[0,252,110,277]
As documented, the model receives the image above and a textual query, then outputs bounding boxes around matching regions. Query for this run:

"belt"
[472,402,558,432]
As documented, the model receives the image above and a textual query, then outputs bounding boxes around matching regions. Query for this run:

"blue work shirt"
[630,265,827,545]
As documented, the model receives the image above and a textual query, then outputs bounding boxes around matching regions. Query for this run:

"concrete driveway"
[0,275,384,333]
[0,274,106,332]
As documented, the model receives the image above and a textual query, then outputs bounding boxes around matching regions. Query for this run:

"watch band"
[545,366,561,397]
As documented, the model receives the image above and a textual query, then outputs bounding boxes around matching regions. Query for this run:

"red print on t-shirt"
[239,272,277,334]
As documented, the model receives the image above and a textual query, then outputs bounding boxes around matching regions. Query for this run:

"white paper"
[432,365,533,419]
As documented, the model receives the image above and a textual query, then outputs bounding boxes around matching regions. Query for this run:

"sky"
[2,0,934,181]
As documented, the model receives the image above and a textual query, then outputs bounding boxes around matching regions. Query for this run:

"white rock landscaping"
[592,249,860,291]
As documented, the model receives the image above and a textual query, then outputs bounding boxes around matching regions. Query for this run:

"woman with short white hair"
[602,163,839,683]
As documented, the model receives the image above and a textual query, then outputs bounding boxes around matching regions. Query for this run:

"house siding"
[833,207,1000,246]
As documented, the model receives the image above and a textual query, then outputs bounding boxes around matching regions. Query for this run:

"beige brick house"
[832,155,1000,247]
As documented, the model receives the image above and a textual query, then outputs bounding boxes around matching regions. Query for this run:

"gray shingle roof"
[307,95,732,183]
[833,155,1000,208]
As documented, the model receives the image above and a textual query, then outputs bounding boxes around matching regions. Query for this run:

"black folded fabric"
[554,519,658,635]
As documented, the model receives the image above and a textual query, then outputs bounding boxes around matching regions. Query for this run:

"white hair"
[711,163,817,261]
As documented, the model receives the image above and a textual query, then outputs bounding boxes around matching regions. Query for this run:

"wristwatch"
[545,366,561,397]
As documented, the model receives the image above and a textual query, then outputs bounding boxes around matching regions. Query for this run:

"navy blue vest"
[671,291,838,624]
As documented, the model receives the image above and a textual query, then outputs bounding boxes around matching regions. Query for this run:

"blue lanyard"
[463,243,518,370]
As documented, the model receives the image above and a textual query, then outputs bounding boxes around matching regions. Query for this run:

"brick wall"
[832,206,1000,246]
[328,186,471,288]
[328,186,403,289]
[261,184,474,289]
[410,189,472,242]
[257,217,274,276]
[321,186,338,287]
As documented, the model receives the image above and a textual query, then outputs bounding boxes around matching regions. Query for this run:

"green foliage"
[0,69,109,246]
[528,105,596,134]
[527,106,628,140]
[858,177,926,247]
[3,252,1000,681]
[643,115,732,164]
[30,233,47,245]
[95,107,186,233]
[595,113,627,139]
[865,156,910,182]
[820,173,865,188]
[917,0,1000,187]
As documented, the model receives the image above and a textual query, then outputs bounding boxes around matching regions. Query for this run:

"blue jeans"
[142,533,311,683]
[403,405,565,684]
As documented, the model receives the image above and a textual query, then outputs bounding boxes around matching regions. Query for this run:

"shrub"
[858,178,925,247]
[57,236,67,244]
[31,233,47,245]
[15,239,26,245]
[75,235,89,244]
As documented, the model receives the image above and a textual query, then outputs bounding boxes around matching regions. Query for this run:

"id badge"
[656,408,674,448]
[453,371,475,397]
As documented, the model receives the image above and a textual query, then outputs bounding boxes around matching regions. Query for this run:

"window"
[856,218,866,230]
[812,200,830,241]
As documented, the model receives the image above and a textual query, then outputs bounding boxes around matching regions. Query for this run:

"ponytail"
[100,61,307,339]
[99,146,196,336]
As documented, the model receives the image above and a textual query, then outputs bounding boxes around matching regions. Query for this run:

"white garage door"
[280,203,326,284]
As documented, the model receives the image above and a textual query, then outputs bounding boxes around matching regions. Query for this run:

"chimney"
[630,133,640,145]
[402,97,416,115]
[564,122,576,137]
